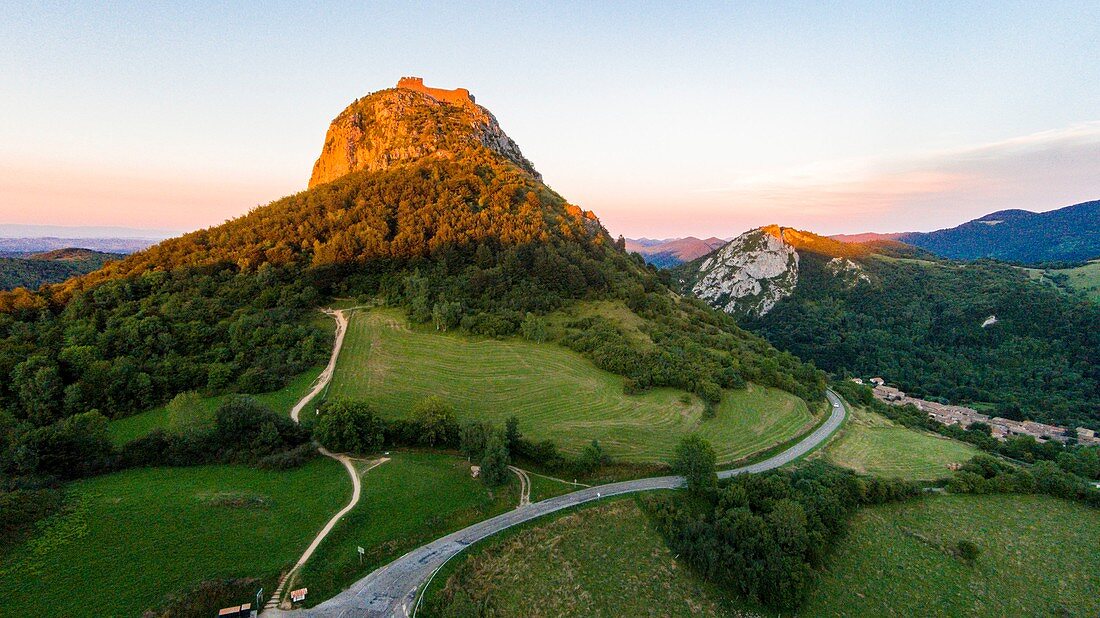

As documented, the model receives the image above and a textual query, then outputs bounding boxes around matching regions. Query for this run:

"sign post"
[357,545,365,565]
[256,588,263,612]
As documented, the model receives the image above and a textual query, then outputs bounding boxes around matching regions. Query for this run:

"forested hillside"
[899,200,1100,264]
[745,252,1100,430]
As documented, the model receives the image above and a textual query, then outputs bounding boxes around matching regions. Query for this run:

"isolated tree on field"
[413,396,457,447]
[314,400,385,454]
[673,434,717,493]
[580,439,611,473]
[480,430,511,486]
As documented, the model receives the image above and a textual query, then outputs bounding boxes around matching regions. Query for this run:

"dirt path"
[508,466,531,507]
[264,307,379,612]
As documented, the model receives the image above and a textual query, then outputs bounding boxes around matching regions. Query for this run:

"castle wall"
[397,77,475,106]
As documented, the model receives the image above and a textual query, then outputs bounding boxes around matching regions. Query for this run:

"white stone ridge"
[691,229,799,316]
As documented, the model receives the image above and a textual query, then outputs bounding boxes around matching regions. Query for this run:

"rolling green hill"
[0,247,116,290]
[327,308,815,463]
[1025,259,1100,302]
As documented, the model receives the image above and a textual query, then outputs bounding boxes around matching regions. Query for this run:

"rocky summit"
[688,226,800,316]
[308,77,541,187]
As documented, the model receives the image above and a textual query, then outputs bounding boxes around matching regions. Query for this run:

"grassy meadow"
[1025,259,1100,302]
[108,366,324,444]
[0,458,347,617]
[820,406,978,480]
[802,494,1100,616]
[293,451,519,606]
[423,497,741,618]
[328,309,815,464]
[424,492,1100,618]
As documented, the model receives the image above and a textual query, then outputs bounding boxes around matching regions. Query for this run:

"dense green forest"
[746,253,1100,430]
[0,249,117,291]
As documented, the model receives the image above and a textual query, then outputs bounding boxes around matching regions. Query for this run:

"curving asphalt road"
[266,389,847,617]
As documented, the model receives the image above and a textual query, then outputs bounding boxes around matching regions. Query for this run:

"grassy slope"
[109,366,325,444]
[803,494,1100,617]
[424,498,741,618]
[293,451,518,606]
[425,493,1100,618]
[1026,260,1100,302]
[819,406,978,480]
[328,309,814,464]
[0,459,347,617]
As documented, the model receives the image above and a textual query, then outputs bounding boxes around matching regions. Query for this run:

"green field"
[424,492,1100,618]
[0,459,347,617]
[803,494,1100,616]
[423,498,740,617]
[109,366,324,444]
[1025,260,1100,302]
[820,406,978,480]
[328,309,815,464]
[294,451,519,606]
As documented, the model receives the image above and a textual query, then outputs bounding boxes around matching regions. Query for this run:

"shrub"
[313,400,385,455]
[956,539,981,562]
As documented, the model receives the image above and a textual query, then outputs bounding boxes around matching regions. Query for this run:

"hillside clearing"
[819,406,979,480]
[0,459,347,617]
[327,309,815,464]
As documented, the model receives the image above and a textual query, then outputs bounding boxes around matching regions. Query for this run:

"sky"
[2,1,1099,240]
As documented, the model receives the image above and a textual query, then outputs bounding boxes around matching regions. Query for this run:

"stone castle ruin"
[397,76,476,106]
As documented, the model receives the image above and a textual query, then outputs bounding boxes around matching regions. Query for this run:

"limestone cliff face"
[308,79,541,188]
[689,227,800,317]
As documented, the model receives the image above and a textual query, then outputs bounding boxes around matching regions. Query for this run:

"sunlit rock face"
[691,227,799,316]
[308,77,540,188]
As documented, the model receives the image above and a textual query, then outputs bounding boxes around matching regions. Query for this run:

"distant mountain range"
[624,236,726,267]
[832,200,1100,264]
[0,237,158,255]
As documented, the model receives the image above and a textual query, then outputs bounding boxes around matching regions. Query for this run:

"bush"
[411,397,460,447]
[313,400,385,455]
[479,430,510,487]
[956,539,981,562]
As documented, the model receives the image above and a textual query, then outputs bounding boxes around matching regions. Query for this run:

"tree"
[459,421,494,460]
[579,439,611,474]
[479,430,510,486]
[673,434,717,493]
[504,416,521,455]
[520,313,548,343]
[412,396,458,447]
[165,391,206,432]
[314,400,385,454]
[956,539,981,562]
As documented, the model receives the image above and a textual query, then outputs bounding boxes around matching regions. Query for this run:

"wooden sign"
[291,588,308,603]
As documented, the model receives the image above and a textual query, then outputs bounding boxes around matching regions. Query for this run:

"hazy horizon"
[3,2,1099,239]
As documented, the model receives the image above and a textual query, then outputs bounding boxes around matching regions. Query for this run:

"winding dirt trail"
[265,308,383,611]
[508,466,531,507]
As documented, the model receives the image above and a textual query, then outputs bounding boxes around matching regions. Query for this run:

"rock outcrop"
[690,227,800,317]
[308,78,540,188]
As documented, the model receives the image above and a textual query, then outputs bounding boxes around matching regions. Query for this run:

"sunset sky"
[2,1,1099,239]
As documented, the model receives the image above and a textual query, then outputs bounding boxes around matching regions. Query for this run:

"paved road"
[268,389,847,617]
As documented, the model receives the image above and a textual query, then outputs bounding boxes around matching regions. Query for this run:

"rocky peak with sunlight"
[308,77,541,187]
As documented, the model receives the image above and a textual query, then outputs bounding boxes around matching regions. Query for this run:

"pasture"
[422,498,739,617]
[820,406,978,480]
[327,309,815,464]
[803,494,1100,616]
[0,459,347,617]
[293,451,518,606]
